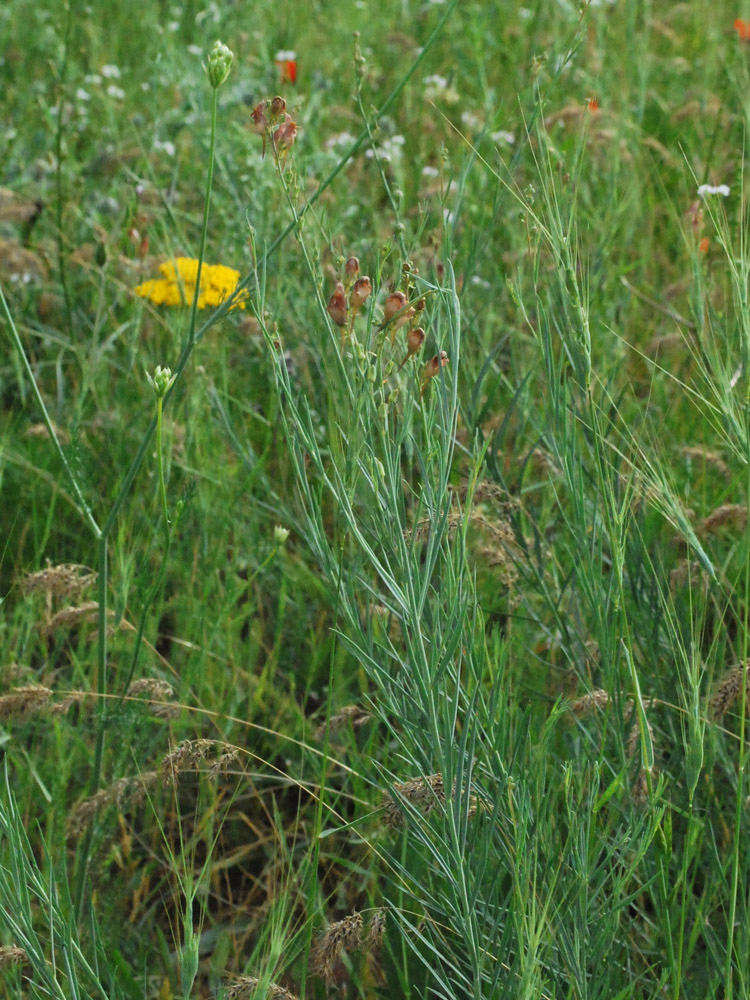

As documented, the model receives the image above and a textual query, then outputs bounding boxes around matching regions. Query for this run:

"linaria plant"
[7,1,750,998]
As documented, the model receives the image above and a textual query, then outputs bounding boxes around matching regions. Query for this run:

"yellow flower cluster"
[135,257,248,309]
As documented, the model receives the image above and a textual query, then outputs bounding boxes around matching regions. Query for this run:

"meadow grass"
[2,0,750,997]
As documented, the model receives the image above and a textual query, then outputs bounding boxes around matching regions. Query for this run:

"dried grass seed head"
[224,976,299,1000]
[0,945,29,968]
[382,773,445,828]
[310,911,364,985]
[700,503,747,536]
[710,661,750,720]
[68,771,159,837]
[21,562,97,598]
[0,685,53,721]
[160,738,239,783]
[315,704,372,740]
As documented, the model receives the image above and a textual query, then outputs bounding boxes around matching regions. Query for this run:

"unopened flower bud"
[345,256,360,281]
[274,524,290,546]
[327,281,348,327]
[406,326,425,356]
[205,40,233,90]
[270,95,286,119]
[146,364,177,398]
[383,291,407,322]
[350,275,372,313]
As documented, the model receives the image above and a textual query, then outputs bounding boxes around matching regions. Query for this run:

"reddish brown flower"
[251,101,269,157]
[398,326,425,370]
[327,281,348,327]
[272,114,298,165]
[420,351,449,394]
[423,351,449,380]
[350,276,372,314]
[735,18,750,41]
[381,291,415,342]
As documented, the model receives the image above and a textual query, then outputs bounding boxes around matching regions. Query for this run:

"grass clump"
[4,1,750,998]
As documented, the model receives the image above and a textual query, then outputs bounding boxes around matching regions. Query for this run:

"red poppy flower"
[586,97,599,112]
[275,50,297,84]
[734,18,750,41]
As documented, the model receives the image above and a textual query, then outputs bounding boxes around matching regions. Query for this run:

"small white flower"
[325,131,357,149]
[697,184,730,198]
[491,129,515,145]
[167,20,180,31]
[101,64,121,78]
[187,44,202,56]
[471,275,491,289]
[275,49,296,61]
[106,85,125,100]
[519,7,533,18]
[84,73,102,85]
[424,74,448,89]
[153,139,176,156]
[422,165,440,177]
[141,82,151,92]
[461,110,484,131]
[75,88,91,101]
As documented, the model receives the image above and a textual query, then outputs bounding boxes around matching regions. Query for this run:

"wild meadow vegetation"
[3,0,750,996]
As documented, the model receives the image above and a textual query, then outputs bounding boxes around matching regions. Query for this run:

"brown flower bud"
[251,101,269,157]
[270,95,286,119]
[251,101,268,135]
[345,256,360,281]
[398,326,425,370]
[383,291,407,322]
[407,326,426,355]
[327,281,348,327]
[423,351,449,380]
[350,275,372,313]
[380,291,415,342]
[271,114,298,164]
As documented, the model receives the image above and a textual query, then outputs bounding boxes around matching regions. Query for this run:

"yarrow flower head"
[697,183,730,198]
[205,40,233,89]
[135,257,248,310]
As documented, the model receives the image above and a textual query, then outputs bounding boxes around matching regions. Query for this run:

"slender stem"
[117,394,173,701]
[54,1,74,340]
[73,66,223,924]
[1,284,100,539]
[724,404,750,999]
[156,397,170,533]
[186,88,218,349]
